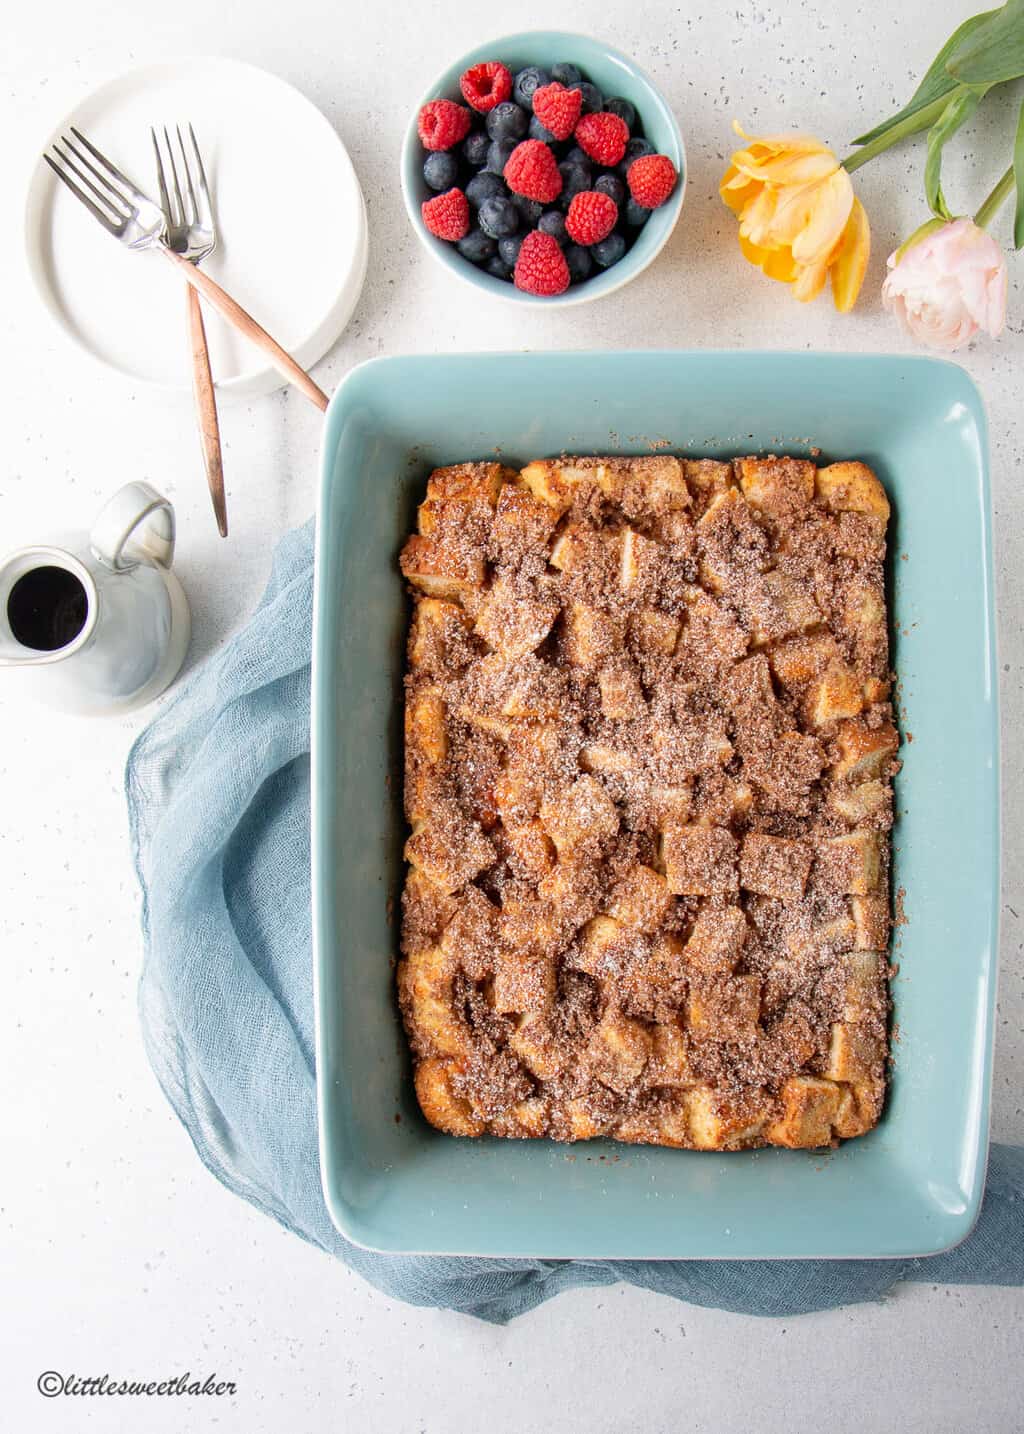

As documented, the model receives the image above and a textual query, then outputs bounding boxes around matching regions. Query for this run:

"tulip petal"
[740,234,798,283]
[731,149,839,188]
[788,170,854,265]
[830,196,871,312]
[791,258,830,303]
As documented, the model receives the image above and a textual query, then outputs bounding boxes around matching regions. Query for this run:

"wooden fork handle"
[186,284,228,538]
[161,245,330,413]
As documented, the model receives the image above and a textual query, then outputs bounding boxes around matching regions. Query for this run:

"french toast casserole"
[398,454,897,1150]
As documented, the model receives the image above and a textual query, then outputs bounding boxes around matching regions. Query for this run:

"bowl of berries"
[401,31,685,304]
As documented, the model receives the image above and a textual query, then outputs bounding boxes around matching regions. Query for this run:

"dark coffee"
[7,566,89,651]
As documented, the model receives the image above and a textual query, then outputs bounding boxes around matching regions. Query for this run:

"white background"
[3,2,1023,1430]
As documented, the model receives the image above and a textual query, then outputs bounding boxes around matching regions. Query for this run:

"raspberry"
[565,190,618,246]
[532,81,582,141]
[503,139,563,204]
[421,188,470,241]
[417,99,471,152]
[574,111,630,167]
[627,153,678,209]
[513,230,571,296]
[460,61,513,113]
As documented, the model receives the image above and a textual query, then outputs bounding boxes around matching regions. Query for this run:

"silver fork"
[44,128,330,413]
[152,124,227,538]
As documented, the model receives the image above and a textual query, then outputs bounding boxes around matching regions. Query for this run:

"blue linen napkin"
[126,518,1023,1324]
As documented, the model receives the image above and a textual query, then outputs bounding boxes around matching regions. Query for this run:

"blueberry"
[466,171,507,208]
[551,61,582,86]
[487,101,529,142]
[498,234,524,267]
[513,66,550,110]
[592,232,626,267]
[484,138,518,174]
[565,243,593,283]
[510,193,544,226]
[624,197,651,227]
[484,254,513,280]
[478,195,520,239]
[462,130,491,168]
[562,146,590,169]
[457,227,497,263]
[529,113,558,144]
[618,136,655,177]
[558,160,592,211]
[538,211,569,248]
[594,173,626,207]
[605,96,637,130]
[422,151,458,192]
[571,80,604,113]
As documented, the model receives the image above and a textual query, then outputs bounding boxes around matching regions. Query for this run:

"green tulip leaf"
[948,0,1024,85]
[925,87,986,220]
[1014,95,1024,248]
[852,7,999,146]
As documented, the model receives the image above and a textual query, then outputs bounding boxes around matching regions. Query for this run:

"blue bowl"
[400,31,686,306]
[312,350,999,1259]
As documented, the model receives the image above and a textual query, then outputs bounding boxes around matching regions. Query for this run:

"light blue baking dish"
[312,350,998,1259]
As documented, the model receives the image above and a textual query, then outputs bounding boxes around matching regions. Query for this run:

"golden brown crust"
[398,456,895,1150]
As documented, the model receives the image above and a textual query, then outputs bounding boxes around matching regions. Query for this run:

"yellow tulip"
[720,124,870,312]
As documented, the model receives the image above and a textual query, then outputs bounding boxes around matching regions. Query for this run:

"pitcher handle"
[90,482,176,572]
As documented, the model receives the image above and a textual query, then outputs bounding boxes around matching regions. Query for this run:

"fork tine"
[150,126,173,223]
[69,126,151,206]
[186,123,214,228]
[45,154,120,235]
[59,134,132,212]
[176,124,199,226]
[162,125,186,227]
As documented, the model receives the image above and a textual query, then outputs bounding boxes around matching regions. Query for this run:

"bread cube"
[652,719,732,779]
[414,1059,485,1136]
[815,461,890,520]
[425,461,511,507]
[581,742,640,778]
[681,588,750,664]
[831,1082,878,1139]
[399,533,485,603]
[586,1012,652,1093]
[399,947,467,1059]
[490,1096,549,1140]
[683,459,735,505]
[404,687,448,822]
[510,1013,571,1081]
[821,831,882,894]
[631,607,680,656]
[561,1096,615,1140]
[563,601,624,668]
[498,894,562,961]
[608,864,673,933]
[833,718,899,781]
[651,783,694,825]
[404,809,494,895]
[808,660,864,726]
[685,1085,770,1149]
[825,1021,876,1083]
[748,569,822,645]
[540,774,619,855]
[504,819,556,882]
[740,834,813,901]
[492,482,559,552]
[619,526,664,592]
[408,597,475,674]
[519,459,579,515]
[473,579,558,660]
[629,931,688,1013]
[574,914,629,977]
[736,455,815,515]
[401,868,458,956]
[851,894,889,950]
[786,915,856,961]
[684,904,748,975]
[767,1075,842,1148]
[473,652,563,722]
[647,1021,697,1087]
[662,823,738,895]
[492,952,557,1014]
[439,885,498,979]
[688,974,762,1042]
[598,661,645,720]
[769,632,839,690]
[831,779,890,824]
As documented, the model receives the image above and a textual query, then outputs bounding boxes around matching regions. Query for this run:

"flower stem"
[975,164,1015,229]
[841,94,951,174]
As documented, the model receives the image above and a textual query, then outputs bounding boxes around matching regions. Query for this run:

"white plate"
[25,57,367,398]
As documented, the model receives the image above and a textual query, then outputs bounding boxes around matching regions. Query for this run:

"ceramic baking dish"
[311,350,998,1258]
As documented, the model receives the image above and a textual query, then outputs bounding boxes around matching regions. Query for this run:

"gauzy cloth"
[126,518,1024,1324]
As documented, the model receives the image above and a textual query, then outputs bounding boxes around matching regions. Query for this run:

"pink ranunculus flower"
[881,217,1007,351]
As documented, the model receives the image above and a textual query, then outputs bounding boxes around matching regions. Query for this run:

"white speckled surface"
[2,2,1022,1429]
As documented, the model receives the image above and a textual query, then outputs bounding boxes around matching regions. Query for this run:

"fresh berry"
[538,210,569,247]
[529,114,558,144]
[498,234,524,267]
[605,96,637,130]
[457,227,497,263]
[504,139,563,203]
[486,101,529,142]
[423,151,458,191]
[485,138,518,174]
[460,61,513,113]
[484,254,513,279]
[513,229,570,295]
[421,187,470,241]
[562,145,590,168]
[557,160,592,211]
[551,61,582,86]
[617,136,655,177]
[466,170,506,207]
[478,195,520,238]
[462,130,491,168]
[627,153,678,209]
[565,190,618,246]
[565,243,593,283]
[418,99,471,152]
[513,66,550,110]
[594,172,626,207]
[532,82,583,141]
[624,196,651,227]
[571,80,604,114]
[575,112,630,167]
[592,232,626,268]
[510,193,544,226]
